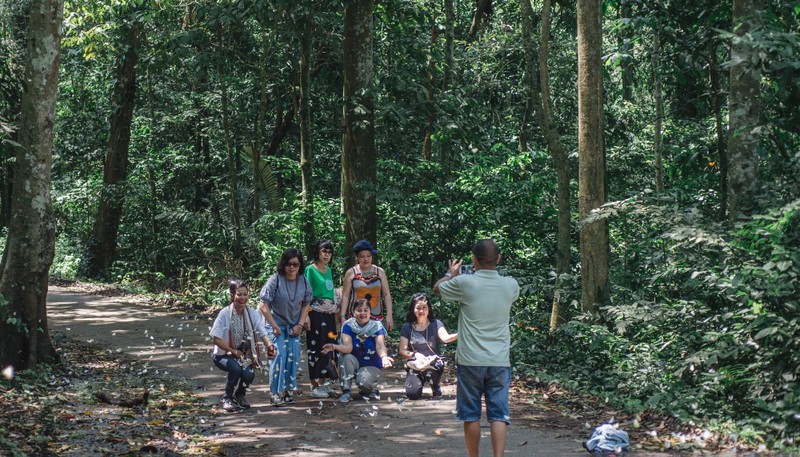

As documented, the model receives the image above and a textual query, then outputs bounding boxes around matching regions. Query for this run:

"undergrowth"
[513,195,800,452]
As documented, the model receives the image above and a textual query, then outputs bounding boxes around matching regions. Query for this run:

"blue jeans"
[404,366,443,400]
[212,354,255,400]
[456,365,511,424]
[270,324,301,394]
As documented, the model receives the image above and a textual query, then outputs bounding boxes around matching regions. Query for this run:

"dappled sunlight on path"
[47,287,624,456]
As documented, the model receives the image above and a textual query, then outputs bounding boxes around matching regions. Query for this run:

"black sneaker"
[431,386,443,399]
[234,394,251,408]
[270,393,284,406]
[283,392,295,404]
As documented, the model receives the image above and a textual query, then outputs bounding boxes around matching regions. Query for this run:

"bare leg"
[464,420,481,457]
[490,421,507,457]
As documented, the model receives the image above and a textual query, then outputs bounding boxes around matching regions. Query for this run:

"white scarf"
[344,317,383,338]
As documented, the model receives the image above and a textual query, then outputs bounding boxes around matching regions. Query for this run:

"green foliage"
[35,0,800,450]
[377,144,561,327]
[518,194,800,447]
[51,235,83,279]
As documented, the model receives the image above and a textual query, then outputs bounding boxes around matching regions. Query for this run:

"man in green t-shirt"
[434,239,519,457]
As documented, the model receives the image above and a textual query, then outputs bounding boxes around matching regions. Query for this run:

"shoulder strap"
[228,305,235,347]
[272,274,280,299]
[245,308,263,365]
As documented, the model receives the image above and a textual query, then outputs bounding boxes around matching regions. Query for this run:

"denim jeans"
[212,354,255,400]
[404,367,443,399]
[456,365,511,424]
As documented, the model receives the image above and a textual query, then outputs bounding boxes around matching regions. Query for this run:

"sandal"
[270,393,284,406]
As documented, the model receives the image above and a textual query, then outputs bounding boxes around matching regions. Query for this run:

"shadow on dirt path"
[47,286,680,456]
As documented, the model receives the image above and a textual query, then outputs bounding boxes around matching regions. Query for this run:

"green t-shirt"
[438,269,519,367]
[304,264,335,300]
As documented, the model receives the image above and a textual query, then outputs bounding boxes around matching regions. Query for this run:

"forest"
[1,0,799,453]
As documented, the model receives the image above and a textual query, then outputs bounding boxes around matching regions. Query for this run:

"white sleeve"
[210,309,229,340]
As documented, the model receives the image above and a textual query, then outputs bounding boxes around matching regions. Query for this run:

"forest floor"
[0,281,755,456]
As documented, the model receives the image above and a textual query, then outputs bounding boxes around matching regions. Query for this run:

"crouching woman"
[210,279,275,411]
[399,292,457,400]
[322,299,393,402]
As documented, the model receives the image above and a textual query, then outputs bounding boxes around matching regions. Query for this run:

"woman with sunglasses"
[259,248,313,406]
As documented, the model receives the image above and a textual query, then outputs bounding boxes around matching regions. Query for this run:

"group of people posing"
[209,238,518,457]
[209,239,455,408]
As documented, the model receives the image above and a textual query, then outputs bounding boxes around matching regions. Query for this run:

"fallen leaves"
[0,334,217,456]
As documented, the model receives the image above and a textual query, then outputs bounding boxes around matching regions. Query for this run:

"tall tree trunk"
[439,0,455,170]
[727,0,762,221]
[540,0,571,329]
[265,102,296,157]
[422,25,439,162]
[253,29,270,223]
[652,31,664,192]
[189,69,211,212]
[342,0,377,255]
[217,26,242,258]
[299,14,315,259]
[0,0,63,369]
[577,0,609,314]
[619,0,633,102]
[518,1,540,153]
[145,64,161,272]
[709,43,728,221]
[87,21,140,278]
[521,0,571,329]
[443,0,454,90]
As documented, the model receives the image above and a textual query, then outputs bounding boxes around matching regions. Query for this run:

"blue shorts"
[456,365,511,424]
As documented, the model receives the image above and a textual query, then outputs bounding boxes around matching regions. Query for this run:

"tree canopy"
[1,0,799,451]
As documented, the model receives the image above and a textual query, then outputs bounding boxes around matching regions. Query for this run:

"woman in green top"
[304,240,339,398]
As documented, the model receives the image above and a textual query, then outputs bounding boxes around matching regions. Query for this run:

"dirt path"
[45,286,630,456]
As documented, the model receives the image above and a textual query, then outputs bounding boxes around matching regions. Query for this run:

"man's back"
[438,269,519,367]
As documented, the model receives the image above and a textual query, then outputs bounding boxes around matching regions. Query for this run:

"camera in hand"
[237,340,251,354]
[236,340,253,367]
[459,265,474,275]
